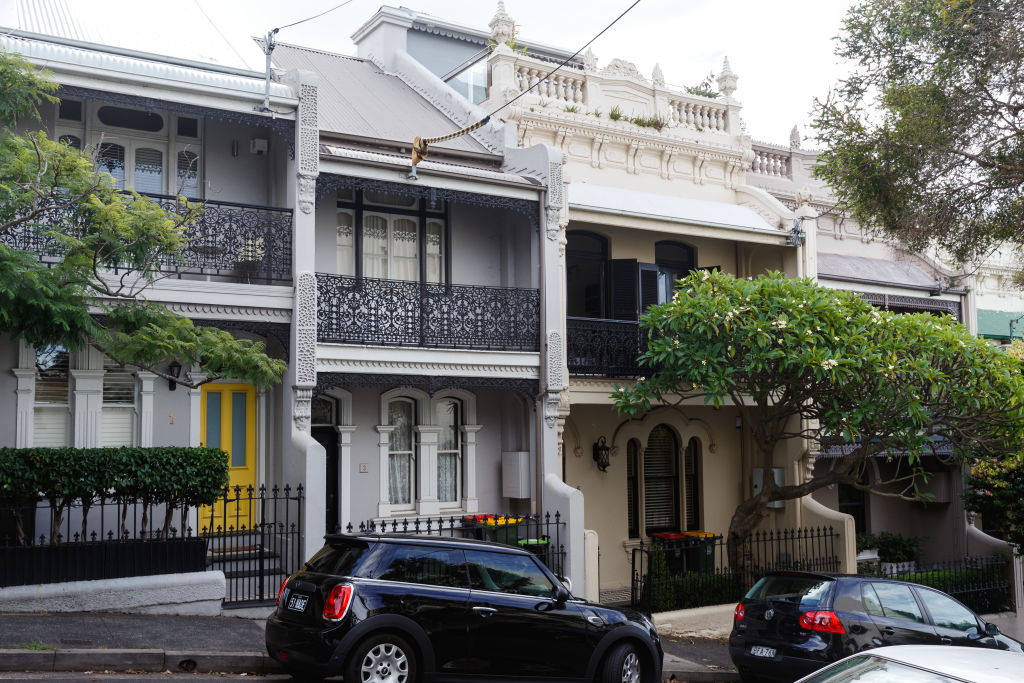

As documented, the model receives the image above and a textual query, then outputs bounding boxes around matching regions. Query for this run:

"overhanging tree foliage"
[0,49,285,388]
[812,0,1024,279]
[613,271,1024,561]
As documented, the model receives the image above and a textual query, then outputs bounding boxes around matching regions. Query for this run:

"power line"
[409,0,643,174]
[191,0,253,70]
[276,0,358,32]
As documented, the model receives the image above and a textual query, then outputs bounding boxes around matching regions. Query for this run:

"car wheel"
[345,633,417,683]
[601,642,642,683]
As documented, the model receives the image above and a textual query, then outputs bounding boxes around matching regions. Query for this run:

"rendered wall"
[0,336,19,447]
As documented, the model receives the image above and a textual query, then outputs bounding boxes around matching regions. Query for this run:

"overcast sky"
[2,0,856,144]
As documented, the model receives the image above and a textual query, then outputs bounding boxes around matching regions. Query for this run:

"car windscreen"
[798,655,965,683]
[305,539,372,576]
[744,575,833,608]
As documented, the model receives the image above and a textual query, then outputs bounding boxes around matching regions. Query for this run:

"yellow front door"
[201,384,257,533]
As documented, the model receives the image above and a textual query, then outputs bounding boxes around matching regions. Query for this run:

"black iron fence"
[874,555,1012,614]
[631,527,841,613]
[350,512,566,577]
[2,192,293,283]
[317,274,540,351]
[567,317,644,377]
[1,484,304,607]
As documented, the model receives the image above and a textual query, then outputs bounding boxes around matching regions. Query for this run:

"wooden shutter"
[684,438,701,531]
[608,259,638,320]
[627,440,639,539]
[639,263,659,313]
[644,425,680,534]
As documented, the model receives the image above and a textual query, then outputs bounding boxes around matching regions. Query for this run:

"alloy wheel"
[621,650,640,683]
[359,641,409,683]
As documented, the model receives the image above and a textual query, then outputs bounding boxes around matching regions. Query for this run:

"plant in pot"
[876,532,922,575]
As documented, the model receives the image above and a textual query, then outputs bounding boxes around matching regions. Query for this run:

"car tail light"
[799,610,845,634]
[734,603,745,621]
[323,583,354,621]
[276,577,289,606]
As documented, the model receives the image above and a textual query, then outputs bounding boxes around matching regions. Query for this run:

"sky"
[1,0,856,144]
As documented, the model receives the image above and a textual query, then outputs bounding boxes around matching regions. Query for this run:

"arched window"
[566,231,608,318]
[436,398,462,504]
[644,424,680,534]
[387,398,416,507]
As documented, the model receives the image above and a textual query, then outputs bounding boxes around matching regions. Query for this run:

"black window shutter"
[639,263,659,312]
[608,259,639,320]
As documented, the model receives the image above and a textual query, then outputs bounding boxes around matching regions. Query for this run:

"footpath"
[0,609,741,682]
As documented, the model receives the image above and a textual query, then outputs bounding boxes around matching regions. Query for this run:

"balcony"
[567,317,645,378]
[3,193,293,284]
[316,274,540,352]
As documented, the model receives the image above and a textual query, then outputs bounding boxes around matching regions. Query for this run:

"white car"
[794,645,1023,683]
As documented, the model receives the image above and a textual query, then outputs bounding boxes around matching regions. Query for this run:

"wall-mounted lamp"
[735,415,743,430]
[593,436,611,473]
[167,360,182,391]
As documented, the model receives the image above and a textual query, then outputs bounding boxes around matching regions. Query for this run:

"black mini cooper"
[266,533,663,682]
[729,571,1022,683]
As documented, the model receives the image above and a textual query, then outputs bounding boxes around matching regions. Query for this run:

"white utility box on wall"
[502,451,531,499]
[752,467,785,509]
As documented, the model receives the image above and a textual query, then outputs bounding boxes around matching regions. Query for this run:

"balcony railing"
[317,274,540,351]
[2,193,293,284]
[567,317,644,377]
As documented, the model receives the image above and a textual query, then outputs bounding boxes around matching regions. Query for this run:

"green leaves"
[0,51,285,389]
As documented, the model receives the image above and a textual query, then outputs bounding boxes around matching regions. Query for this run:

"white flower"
[833,336,840,342]
[701,359,707,365]
[821,359,838,369]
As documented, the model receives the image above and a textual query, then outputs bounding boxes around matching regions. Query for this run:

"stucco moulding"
[165,303,292,322]
[316,357,540,380]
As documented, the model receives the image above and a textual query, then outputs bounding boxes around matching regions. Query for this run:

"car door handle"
[940,637,952,645]
[882,627,895,636]
[472,606,498,617]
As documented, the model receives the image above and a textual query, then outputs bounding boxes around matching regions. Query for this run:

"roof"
[978,309,1024,340]
[818,253,946,292]
[269,42,490,155]
[813,646,1021,683]
[320,144,538,186]
[567,183,778,234]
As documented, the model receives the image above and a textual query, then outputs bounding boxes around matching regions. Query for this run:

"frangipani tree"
[613,270,1024,562]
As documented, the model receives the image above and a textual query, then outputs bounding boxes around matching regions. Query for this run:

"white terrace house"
[747,132,1019,566]
[351,3,853,601]
[0,27,581,593]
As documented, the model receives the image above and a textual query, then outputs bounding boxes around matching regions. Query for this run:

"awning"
[567,182,779,235]
[977,309,1024,341]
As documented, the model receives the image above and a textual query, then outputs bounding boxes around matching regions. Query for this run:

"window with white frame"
[436,398,462,505]
[387,398,416,508]
[33,345,70,447]
[101,357,136,446]
[336,190,447,283]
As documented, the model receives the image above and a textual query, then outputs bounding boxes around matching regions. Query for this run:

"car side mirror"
[554,585,571,606]
[985,622,1001,636]
[559,576,572,593]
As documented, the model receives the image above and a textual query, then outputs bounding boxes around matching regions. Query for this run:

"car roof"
[324,532,533,555]
[819,646,1023,683]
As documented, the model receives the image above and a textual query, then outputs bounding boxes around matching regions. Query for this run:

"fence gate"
[201,484,304,606]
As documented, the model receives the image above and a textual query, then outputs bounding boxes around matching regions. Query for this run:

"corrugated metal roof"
[270,42,489,155]
[320,144,538,186]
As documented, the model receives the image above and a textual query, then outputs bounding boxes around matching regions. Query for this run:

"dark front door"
[464,550,592,678]
[311,426,339,533]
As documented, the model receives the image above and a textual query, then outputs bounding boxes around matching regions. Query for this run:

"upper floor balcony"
[567,317,643,378]
[3,192,293,284]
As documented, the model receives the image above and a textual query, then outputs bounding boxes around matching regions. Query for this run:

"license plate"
[751,646,776,658]
[287,594,308,612]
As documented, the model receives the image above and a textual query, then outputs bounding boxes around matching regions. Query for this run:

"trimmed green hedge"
[0,446,229,507]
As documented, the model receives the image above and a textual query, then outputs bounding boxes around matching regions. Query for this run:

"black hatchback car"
[729,571,1022,683]
[266,533,663,682]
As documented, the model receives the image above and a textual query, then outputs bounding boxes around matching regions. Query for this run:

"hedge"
[0,447,229,542]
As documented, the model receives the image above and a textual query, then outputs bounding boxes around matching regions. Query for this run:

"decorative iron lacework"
[566,317,646,378]
[857,292,962,320]
[316,174,539,229]
[2,192,293,283]
[317,274,540,351]
[317,372,538,399]
[58,86,296,158]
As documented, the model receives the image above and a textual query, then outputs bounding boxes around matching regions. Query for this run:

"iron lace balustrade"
[2,192,293,284]
[567,317,645,377]
[317,274,540,351]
